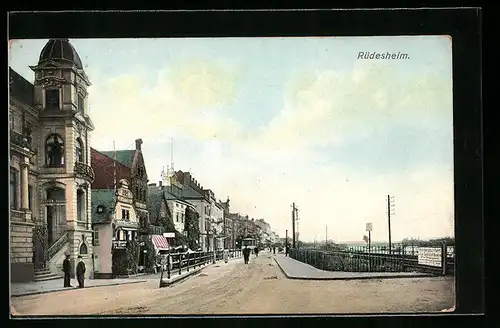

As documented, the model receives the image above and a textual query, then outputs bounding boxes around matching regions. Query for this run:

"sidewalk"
[274,254,432,280]
[11,277,148,297]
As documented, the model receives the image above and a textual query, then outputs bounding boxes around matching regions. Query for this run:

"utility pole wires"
[387,195,395,254]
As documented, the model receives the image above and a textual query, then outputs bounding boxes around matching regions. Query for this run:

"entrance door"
[47,207,53,245]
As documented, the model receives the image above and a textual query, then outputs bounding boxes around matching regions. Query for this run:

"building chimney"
[135,138,143,150]
[184,172,191,185]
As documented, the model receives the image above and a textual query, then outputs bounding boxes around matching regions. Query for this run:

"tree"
[184,206,200,250]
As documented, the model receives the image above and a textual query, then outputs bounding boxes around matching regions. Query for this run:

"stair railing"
[47,232,69,260]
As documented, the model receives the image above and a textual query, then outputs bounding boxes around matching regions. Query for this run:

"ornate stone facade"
[9,39,96,282]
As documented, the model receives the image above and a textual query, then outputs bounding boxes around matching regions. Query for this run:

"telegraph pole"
[285,229,288,257]
[291,203,296,248]
[325,226,328,249]
[387,195,395,254]
[296,207,300,249]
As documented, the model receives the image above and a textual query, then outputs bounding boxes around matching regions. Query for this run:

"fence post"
[167,254,171,279]
[442,242,448,276]
[159,256,165,288]
[187,252,190,272]
[179,253,182,275]
[401,245,405,271]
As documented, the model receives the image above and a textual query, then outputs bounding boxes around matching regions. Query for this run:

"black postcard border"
[6,8,484,326]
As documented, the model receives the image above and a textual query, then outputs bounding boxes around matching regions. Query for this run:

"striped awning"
[151,235,170,251]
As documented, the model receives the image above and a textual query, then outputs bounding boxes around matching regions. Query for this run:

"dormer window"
[97,205,104,213]
[45,89,60,110]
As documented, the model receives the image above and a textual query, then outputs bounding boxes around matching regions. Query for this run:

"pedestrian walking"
[223,249,229,263]
[273,246,276,254]
[242,246,250,264]
[76,255,86,288]
[255,247,259,257]
[62,253,72,287]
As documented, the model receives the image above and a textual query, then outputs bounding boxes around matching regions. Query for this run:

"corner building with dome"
[9,39,96,282]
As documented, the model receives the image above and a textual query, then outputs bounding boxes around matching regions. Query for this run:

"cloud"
[248,59,452,155]
[167,58,240,109]
[88,58,243,150]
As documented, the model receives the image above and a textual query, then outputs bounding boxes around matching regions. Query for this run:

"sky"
[9,36,454,243]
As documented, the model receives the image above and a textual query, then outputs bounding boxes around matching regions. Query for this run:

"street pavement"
[11,252,243,297]
[274,254,431,280]
[11,251,455,315]
[11,277,148,297]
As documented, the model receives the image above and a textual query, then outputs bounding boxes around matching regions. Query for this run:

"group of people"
[62,254,86,288]
[242,246,260,264]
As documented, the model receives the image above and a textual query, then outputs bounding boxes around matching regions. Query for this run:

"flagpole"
[113,141,117,227]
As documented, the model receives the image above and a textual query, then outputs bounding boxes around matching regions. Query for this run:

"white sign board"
[418,247,442,267]
[163,232,175,238]
[112,240,127,249]
[365,223,373,232]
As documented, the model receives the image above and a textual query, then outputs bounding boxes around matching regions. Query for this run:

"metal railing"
[10,130,33,151]
[74,161,95,181]
[47,232,69,260]
[290,245,454,276]
[159,249,242,287]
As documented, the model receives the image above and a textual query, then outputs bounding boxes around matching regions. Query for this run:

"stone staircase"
[33,232,69,282]
[34,268,62,282]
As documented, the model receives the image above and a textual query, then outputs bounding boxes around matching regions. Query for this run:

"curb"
[11,280,147,298]
[160,267,204,287]
[273,257,433,281]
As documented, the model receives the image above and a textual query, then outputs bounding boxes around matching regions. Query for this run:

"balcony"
[10,131,34,154]
[74,161,95,182]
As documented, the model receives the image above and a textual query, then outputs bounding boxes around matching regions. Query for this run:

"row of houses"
[9,38,278,283]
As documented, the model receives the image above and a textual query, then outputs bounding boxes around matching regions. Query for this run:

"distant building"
[220,198,233,249]
[172,171,221,251]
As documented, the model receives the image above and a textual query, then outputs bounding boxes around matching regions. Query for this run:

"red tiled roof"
[91,148,131,189]
[151,235,170,251]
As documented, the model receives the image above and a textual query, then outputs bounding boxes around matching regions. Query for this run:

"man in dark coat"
[76,255,86,288]
[62,254,72,287]
[242,246,250,264]
[254,247,259,257]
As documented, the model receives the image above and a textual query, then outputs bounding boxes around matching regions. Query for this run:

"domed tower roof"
[38,38,83,69]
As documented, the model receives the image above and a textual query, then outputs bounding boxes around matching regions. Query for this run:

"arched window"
[45,134,65,166]
[75,138,84,163]
[79,243,88,255]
